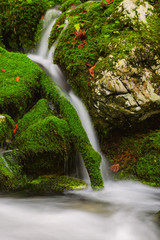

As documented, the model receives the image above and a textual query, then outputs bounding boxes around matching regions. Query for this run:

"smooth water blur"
[0,181,160,240]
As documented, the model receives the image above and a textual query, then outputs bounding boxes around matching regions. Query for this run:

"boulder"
[52,0,160,136]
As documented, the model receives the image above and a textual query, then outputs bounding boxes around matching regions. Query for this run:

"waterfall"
[28,8,107,180]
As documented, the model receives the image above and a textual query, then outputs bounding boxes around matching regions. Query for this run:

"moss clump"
[0,114,14,147]
[105,129,160,186]
[0,0,63,51]
[0,47,41,118]
[40,73,103,189]
[60,0,82,12]
[0,153,26,192]
[48,12,67,48]
[0,0,50,51]
[24,174,87,192]
[14,99,72,176]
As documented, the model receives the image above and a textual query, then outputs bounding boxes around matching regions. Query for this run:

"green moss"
[52,0,124,104]
[0,47,41,118]
[0,114,14,147]
[40,73,103,189]
[24,174,87,192]
[14,98,72,176]
[0,0,50,51]
[60,0,82,12]
[105,129,160,186]
[48,12,67,48]
[0,154,26,192]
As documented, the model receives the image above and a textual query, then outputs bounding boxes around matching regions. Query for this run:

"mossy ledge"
[40,72,104,189]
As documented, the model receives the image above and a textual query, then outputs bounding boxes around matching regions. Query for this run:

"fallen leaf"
[56,21,60,27]
[74,29,86,40]
[86,63,95,68]
[110,164,120,173]
[71,40,77,44]
[78,43,84,49]
[82,9,87,14]
[89,65,95,78]
[82,40,88,45]
[13,124,18,134]
[41,15,45,20]
[70,3,76,9]
[1,69,6,72]
[16,76,20,82]
[106,0,114,3]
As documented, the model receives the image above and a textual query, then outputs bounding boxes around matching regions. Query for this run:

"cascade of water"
[28,8,107,180]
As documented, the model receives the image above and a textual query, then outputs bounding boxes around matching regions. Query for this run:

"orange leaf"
[13,124,18,134]
[74,29,86,40]
[41,15,45,20]
[56,20,60,27]
[78,43,84,49]
[89,65,95,78]
[16,76,20,82]
[1,69,6,72]
[86,63,94,68]
[110,164,120,173]
[106,0,114,3]
[82,40,88,45]
[71,40,77,44]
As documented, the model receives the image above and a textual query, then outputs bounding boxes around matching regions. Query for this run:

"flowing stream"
[0,8,160,240]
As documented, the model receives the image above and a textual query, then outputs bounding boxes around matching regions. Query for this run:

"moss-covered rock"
[50,0,160,139]
[0,47,41,118]
[0,0,63,51]
[40,73,104,189]
[104,129,160,186]
[0,114,14,147]
[0,151,26,191]
[14,99,72,176]
[24,174,87,193]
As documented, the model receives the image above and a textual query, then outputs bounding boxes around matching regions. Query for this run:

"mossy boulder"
[24,174,87,193]
[14,99,73,176]
[0,114,14,147]
[0,152,26,191]
[0,47,41,118]
[50,0,160,137]
[40,73,104,189]
[0,0,63,51]
[104,129,160,186]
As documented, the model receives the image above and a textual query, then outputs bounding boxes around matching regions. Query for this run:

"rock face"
[93,56,160,130]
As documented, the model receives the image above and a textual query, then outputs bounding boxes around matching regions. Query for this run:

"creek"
[0,8,160,240]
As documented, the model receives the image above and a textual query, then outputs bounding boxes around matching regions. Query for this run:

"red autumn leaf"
[1,69,6,72]
[71,40,77,44]
[89,65,95,78]
[41,15,45,20]
[82,40,88,45]
[70,32,76,36]
[86,63,95,68]
[13,124,18,134]
[110,164,120,173]
[78,43,84,49]
[56,20,60,27]
[70,3,76,9]
[106,0,114,3]
[16,76,20,82]
[87,82,90,86]
[74,29,86,40]
[82,9,87,14]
